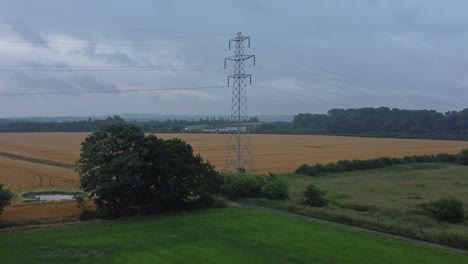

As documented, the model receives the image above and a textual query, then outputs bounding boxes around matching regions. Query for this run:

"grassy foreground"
[0,208,466,264]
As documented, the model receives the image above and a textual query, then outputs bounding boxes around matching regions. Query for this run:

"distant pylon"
[224,32,255,173]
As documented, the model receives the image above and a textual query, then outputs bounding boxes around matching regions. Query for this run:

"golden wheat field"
[0,157,78,193]
[1,133,468,173]
[1,132,468,222]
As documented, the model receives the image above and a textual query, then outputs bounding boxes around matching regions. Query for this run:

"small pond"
[34,194,75,201]
[23,192,85,202]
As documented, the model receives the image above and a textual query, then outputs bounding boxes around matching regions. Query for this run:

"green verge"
[0,208,466,264]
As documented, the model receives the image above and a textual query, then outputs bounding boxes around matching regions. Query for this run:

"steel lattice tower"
[224,32,255,173]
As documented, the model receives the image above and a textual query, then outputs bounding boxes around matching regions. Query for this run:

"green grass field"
[245,163,468,248]
[285,163,468,209]
[0,208,466,263]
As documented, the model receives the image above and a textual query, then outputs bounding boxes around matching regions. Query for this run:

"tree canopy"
[77,124,220,217]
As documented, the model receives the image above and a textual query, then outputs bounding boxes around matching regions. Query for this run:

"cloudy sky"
[0,0,467,117]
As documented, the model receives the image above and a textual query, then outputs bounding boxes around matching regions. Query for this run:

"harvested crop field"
[1,133,468,174]
[0,156,81,222]
[0,157,78,194]
[0,201,80,222]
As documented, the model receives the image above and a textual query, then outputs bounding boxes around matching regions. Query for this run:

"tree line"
[0,115,258,133]
[255,107,468,138]
[3,107,468,139]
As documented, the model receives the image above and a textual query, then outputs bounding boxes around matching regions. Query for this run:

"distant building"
[202,126,247,133]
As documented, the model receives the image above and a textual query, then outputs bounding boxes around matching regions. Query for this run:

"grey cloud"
[6,72,119,94]
[74,48,134,65]
[0,0,467,117]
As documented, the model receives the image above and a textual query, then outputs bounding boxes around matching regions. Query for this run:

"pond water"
[22,191,85,202]
[34,194,76,201]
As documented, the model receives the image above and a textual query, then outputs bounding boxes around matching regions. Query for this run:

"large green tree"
[77,124,219,217]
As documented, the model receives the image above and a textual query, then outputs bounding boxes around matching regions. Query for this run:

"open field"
[284,164,468,209]
[0,201,80,222]
[0,156,78,195]
[246,163,468,248]
[0,156,81,222]
[0,208,466,264]
[1,132,468,174]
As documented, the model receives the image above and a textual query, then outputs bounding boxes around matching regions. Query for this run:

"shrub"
[263,175,289,200]
[295,164,315,176]
[391,157,407,165]
[0,184,12,215]
[436,153,457,163]
[79,209,99,221]
[324,162,343,173]
[458,149,468,165]
[403,155,416,163]
[429,198,465,223]
[302,184,328,207]
[222,174,264,199]
[414,155,435,163]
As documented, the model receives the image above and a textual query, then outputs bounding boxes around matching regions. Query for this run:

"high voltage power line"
[0,20,459,111]
[254,58,457,109]
[0,21,232,36]
[0,68,224,72]
[254,66,429,109]
[0,40,225,48]
[252,86,348,109]
[0,86,227,96]
[0,45,225,52]
[253,47,459,109]
[0,64,220,68]
[0,20,454,106]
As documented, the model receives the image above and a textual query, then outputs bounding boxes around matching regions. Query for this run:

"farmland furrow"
[0,151,75,169]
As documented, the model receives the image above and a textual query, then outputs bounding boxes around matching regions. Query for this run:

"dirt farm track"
[2,132,468,174]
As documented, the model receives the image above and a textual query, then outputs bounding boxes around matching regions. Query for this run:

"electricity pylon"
[224,32,255,173]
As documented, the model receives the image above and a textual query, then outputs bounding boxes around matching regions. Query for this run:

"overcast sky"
[0,0,467,117]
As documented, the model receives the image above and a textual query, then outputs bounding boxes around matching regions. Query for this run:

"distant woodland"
[0,115,255,133]
[256,107,468,139]
[2,107,468,139]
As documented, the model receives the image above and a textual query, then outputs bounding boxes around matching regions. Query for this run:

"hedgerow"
[295,151,466,176]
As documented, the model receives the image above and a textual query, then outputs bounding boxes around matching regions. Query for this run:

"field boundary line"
[234,201,468,255]
[0,151,75,169]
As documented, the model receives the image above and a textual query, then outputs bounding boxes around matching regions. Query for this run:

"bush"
[436,153,457,163]
[263,175,289,200]
[0,184,12,215]
[403,155,416,163]
[324,162,343,173]
[295,164,314,175]
[336,160,355,171]
[302,184,328,207]
[222,174,264,199]
[458,149,468,165]
[79,209,99,221]
[429,198,465,223]
[296,164,320,176]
